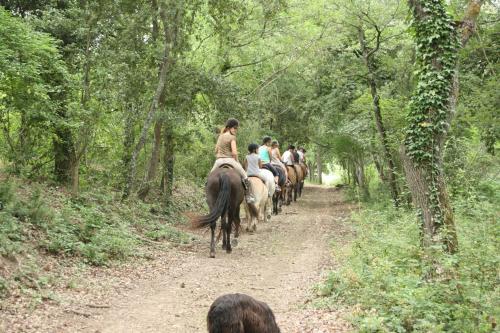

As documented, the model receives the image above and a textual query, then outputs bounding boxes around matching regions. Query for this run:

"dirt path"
[1,185,354,332]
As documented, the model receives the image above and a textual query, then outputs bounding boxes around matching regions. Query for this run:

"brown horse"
[285,165,297,205]
[294,164,304,198]
[193,167,255,258]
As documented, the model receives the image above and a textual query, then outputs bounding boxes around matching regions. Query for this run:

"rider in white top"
[282,145,295,166]
[297,150,304,163]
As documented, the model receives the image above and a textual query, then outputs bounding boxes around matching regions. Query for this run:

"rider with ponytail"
[210,118,254,203]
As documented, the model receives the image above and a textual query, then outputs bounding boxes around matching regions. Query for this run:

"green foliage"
[0,7,70,175]
[405,0,459,163]
[317,194,499,332]
[0,179,200,273]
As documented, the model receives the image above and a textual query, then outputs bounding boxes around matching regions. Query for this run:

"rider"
[282,145,295,167]
[210,118,254,203]
[246,143,275,197]
[292,147,300,166]
[270,140,289,182]
[258,136,280,188]
[298,147,308,176]
[301,147,307,163]
[297,146,305,163]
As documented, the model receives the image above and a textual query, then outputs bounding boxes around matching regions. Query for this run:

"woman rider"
[270,140,289,182]
[258,136,279,188]
[210,118,254,203]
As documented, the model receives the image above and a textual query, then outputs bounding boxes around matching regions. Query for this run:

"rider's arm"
[276,148,283,160]
[267,146,273,157]
[231,140,239,162]
[258,158,263,169]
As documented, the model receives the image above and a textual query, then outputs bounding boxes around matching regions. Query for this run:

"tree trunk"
[53,124,76,184]
[316,148,322,185]
[136,2,163,201]
[355,161,369,200]
[403,0,484,256]
[122,5,181,199]
[358,27,399,206]
[137,121,163,200]
[161,123,175,203]
[307,161,314,182]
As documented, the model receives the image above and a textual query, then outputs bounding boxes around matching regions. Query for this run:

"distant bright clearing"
[322,172,341,185]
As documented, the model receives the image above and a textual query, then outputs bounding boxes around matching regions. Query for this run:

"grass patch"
[316,192,499,332]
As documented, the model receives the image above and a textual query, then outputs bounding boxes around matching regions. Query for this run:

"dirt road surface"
[1,185,354,333]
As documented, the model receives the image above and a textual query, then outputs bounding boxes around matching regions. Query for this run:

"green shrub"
[0,212,24,255]
[317,197,499,332]
[78,225,137,266]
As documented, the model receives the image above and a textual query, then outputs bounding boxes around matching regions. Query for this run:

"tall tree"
[402,0,484,256]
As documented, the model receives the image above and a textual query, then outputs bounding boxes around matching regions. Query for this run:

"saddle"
[249,175,265,185]
[219,163,234,169]
[274,166,286,186]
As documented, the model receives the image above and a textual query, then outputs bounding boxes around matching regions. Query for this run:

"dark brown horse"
[193,167,247,258]
[207,293,281,333]
[272,165,286,215]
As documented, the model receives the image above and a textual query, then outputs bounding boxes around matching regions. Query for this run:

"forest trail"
[4,186,354,333]
[84,185,354,333]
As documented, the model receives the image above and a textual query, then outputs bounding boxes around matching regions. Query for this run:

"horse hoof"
[226,248,232,254]
[252,225,256,232]
[210,253,215,258]
[231,239,238,247]
[267,214,272,220]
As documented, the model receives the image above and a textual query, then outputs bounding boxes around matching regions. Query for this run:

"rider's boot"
[242,178,255,204]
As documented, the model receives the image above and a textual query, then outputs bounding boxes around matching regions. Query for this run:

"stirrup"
[242,178,250,191]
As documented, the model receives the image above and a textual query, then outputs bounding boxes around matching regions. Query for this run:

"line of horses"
[193,163,308,258]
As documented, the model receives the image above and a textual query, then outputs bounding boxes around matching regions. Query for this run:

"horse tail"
[193,173,231,228]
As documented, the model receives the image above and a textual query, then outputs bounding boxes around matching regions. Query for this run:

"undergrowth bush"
[0,178,203,270]
[317,186,499,332]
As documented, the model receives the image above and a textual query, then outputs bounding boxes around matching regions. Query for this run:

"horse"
[193,167,257,258]
[272,165,286,215]
[207,293,281,333]
[244,177,269,232]
[299,162,308,195]
[294,164,304,198]
[285,165,297,205]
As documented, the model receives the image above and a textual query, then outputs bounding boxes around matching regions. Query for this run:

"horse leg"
[226,213,233,254]
[294,183,297,202]
[244,202,251,232]
[272,194,278,215]
[232,206,240,247]
[210,223,216,258]
[279,191,283,212]
[266,197,272,221]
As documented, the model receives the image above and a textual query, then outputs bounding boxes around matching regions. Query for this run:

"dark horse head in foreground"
[193,167,252,258]
[207,293,281,333]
